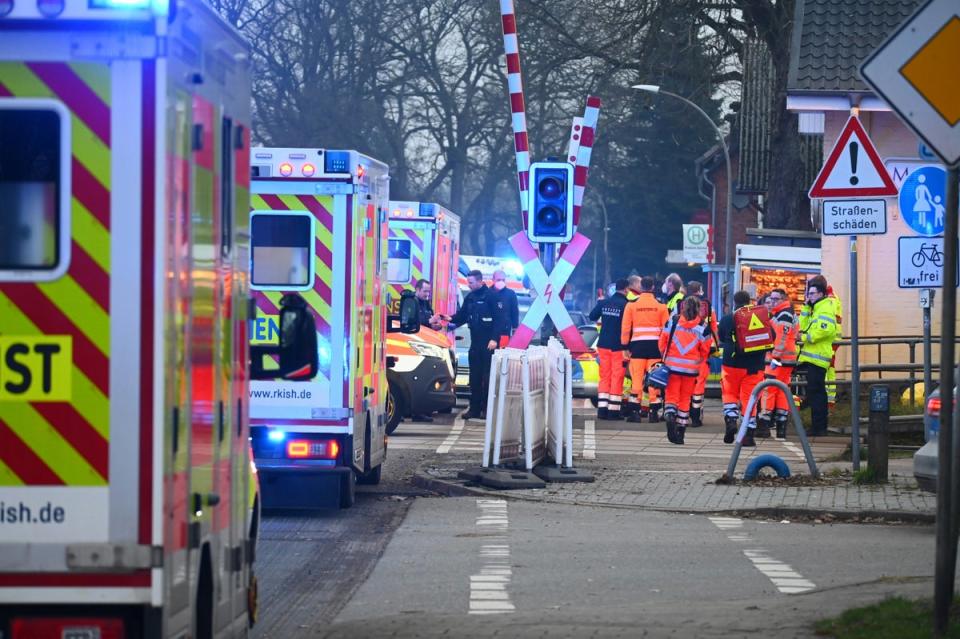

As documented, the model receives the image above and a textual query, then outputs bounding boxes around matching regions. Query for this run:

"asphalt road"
[251,405,941,638]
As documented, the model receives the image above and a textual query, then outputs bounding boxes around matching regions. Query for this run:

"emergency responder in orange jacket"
[760,289,798,439]
[620,275,670,423]
[658,297,713,445]
[588,279,630,420]
[686,280,718,427]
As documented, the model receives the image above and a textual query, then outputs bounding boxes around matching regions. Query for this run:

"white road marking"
[583,419,596,459]
[783,441,807,460]
[709,518,816,594]
[436,418,466,454]
[470,499,515,615]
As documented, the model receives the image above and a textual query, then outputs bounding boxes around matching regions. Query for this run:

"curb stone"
[411,464,936,525]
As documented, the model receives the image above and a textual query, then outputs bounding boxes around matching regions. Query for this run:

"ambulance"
[248,148,400,508]
[0,1,316,636]
[384,201,459,433]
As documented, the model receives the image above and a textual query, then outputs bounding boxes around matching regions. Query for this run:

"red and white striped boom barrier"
[572,96,601,227]
[499,0,531,229]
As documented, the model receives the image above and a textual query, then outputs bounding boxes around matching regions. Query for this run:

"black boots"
[756,416,772,438]
[598,406,608,420]
[606,410,624,421]
[741,427,756,447]
[649,406,661,423]
[665,413,678,444]
[690,406,703,427]
[775,419,787,439]
[723,416,738,444]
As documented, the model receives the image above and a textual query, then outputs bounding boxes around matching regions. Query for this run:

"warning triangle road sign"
[808,116,899,199]
[748,313,765,331]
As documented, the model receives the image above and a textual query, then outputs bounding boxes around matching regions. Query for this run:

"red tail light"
[286,439,339,460]
[12,617,124,638]
[928,397,942,418]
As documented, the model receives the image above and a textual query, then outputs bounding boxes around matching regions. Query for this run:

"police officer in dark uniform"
[440,270,503,420]
[588,279,630,419]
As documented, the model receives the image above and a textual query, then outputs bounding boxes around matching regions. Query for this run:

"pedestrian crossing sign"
[748,313,765,330]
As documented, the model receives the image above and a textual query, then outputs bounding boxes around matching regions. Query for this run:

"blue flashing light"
[317,337,332,370]
[503,259,524,278]
[267,430,285,442]
[419,203,437,217]
[88,0,152,8]
[324,150,350,174]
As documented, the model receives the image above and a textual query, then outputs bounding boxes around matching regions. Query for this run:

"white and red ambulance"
[247,148,395,508]
[0,1,313,636]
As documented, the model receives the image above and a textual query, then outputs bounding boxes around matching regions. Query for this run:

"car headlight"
[410,341,446,360]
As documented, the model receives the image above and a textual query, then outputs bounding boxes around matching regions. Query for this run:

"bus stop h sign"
[860,0,960,166]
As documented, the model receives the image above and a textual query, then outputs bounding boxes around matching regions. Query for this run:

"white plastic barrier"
[545,337,574,468]
[482,347,548,470]
[482,341,574,471]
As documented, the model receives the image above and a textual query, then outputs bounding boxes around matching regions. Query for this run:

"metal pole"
[540,242,557,344]
[850,236,861,471]
[923,290,933,407]
[933,165,959,636]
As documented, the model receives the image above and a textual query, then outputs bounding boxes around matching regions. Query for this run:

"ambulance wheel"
[339,470,356,509]
[356,421,382,485]
[358,464,382,485]
[386,385,405,435]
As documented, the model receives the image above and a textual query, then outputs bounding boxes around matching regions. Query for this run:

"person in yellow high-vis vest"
[824,285,843,409]
[797,276,838,436]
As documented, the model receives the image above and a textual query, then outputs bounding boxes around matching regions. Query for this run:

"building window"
[0,100,71,281]
[250,211,313,290]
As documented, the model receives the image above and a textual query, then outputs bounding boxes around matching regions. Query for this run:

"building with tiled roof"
[786,0,953,382]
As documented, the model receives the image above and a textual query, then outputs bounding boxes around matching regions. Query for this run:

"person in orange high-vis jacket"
[621,275,670,423]
[658,297,713,445]
[760,289,798,439]
[686,281,718,427]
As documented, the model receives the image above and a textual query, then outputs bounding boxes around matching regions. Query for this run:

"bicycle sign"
[899,236,957,289]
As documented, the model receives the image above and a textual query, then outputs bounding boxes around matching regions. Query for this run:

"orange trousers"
[664,374,697,425]
[721,366,763,419]
[763,365,795,415]
[629,358,661,406]
[694,359,709,395]
[598,348,627,413]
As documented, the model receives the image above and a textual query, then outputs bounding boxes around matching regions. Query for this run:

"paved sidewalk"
[413,401,936,521]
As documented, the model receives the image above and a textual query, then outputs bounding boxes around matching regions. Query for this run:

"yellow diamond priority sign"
[861,0,960,166]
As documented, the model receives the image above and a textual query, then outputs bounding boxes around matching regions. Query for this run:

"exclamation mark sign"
[849,142,859,185]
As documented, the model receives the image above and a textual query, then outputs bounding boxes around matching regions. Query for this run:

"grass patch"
[815,597,960,638]
[852,466,882,485]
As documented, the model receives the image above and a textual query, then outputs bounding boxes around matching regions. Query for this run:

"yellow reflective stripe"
[251,194,270,209]
[0,64,110,188]
[0,458,25,486]
[265,289,331,327]
[69,62,111,106]
[72,197,111,273]
[0,292,109,436]
[0,403,106,485]
[277,194,306,211]
[37,277,110,356]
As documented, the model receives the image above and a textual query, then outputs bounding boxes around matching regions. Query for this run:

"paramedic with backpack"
[760,288,798,439]
[658,297,713,445]
[686,280,718,427]
[589,278,631,420]
[718,290,773,446]
[621,275,670,423]
[798,277,838,436]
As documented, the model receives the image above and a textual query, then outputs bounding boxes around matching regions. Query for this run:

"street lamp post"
[631,84,734,310]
